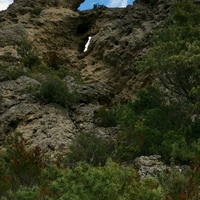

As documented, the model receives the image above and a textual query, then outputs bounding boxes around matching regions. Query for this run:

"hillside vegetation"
[0,0,200,199]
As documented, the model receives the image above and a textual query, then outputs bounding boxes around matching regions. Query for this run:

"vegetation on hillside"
[1,0,200,199]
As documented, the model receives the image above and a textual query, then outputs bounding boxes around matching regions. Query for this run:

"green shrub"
[40,160,166,200]
[65,132,114,167]
[132,86,163,114]
[3,66,26,80]
[4,133,45,187]
[5,186,40,200]
[50,67,69,79]
[17,39,41,69]
[49,67,83,83]
[137,0,200,105]
[159,130,194,164]
[158,165,200,200]
[190,119,200,140]
[114,86,193,163]
[94,105,122,127]
[30,75,79,108]
[0,152,12,197]
[138,178,165,200]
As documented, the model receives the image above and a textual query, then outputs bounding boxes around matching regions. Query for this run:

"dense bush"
[41,160,165,200]
[137,0,200,106]
[94,105,122,127]
[4,133,45,187]
[4,186,40,200]
[3,66,27,80]
[29,75,79,108]
[0,152,12,197]
[112,86,194,163]
[0,132,200,199]
[158,163,200,200]
[117,0,200,164]
[65,132,114,167]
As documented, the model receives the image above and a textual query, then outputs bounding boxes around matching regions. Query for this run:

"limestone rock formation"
[134,155,166,179]
[133,155,191,179]
[0,76,77,156]
[0,0,172,157]
[11,0,84,11]
[0,0,171,100]
[0,75,113,156]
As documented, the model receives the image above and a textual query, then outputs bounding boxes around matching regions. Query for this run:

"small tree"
[65,132,114,167]
[4,132,45,187]
[137,0,200,105]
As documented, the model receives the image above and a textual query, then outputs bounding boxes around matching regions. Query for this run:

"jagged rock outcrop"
[133,155,191,179]
[0,0,172,156]
[134,155,167,179]
[0,76,77,156]
[0,0,172,100]
[0,74,114,154]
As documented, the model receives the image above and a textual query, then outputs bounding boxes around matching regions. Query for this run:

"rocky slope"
[0,0,172,157]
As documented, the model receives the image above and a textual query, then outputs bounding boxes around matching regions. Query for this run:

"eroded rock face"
[0,0,172,156]
[0,75,113,157]
[0,76,77,156]
[12,0,84,11]
[0,0,172,100]
[80,0,172,101]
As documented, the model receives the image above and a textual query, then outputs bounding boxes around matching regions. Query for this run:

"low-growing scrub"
[3,66,27,80]
[17,39,41,69]
[0,132,200,199]
[94,105,122,127]
[29,75,79,108]
[158,164,200,200]
[4,132,45,187]
[65,132,114,167]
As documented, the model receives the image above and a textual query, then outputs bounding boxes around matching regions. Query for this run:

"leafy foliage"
[0,133,200,199]
[17,39,41,69]
[113,86,192,163]
[158,162,200,200]
[65,132,114,167]
[94,105,122,127]
[41,160,165,200]
[29,75,79,108]
[120,0,200,164]
[4,186,40,200]
[137,0,200,105]
[4,133,45,187]
[3,66,26,80]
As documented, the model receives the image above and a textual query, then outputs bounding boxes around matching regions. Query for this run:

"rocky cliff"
[0,0,172,157]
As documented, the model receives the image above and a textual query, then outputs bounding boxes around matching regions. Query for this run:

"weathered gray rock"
[0,75,113,157]
[133,155,191,179]
[134,155,167,179]
[0,0,172,101]
[0,0,173,156]
[64,76,112,104]
[0,76,79,158]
